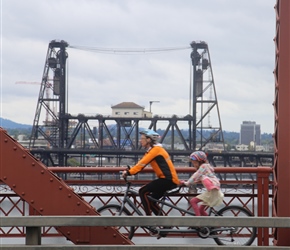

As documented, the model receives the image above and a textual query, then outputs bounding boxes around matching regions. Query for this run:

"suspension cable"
[68,45,191,55]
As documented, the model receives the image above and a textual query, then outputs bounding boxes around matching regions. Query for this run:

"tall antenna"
[190,41,225,151]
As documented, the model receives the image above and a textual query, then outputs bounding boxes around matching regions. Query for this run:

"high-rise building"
[239,121,261,145]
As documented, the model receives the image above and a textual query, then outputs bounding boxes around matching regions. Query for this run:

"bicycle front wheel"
[97,204,135,240]
[212,205,257,246]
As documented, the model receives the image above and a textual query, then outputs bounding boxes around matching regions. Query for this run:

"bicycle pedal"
[157,232,168,239]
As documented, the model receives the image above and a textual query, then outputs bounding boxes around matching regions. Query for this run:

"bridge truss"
[28,40,228,167]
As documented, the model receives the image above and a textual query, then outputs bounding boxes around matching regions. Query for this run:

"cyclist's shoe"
[157,232,167,239]
[147,226,159,236]
[156,226,172,239]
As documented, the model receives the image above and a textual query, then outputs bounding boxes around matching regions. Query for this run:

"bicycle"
[97,176,257,246]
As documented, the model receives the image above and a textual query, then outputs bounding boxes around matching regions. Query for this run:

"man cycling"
[122,129,179,216]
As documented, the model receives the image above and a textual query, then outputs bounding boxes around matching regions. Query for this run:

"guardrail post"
[26,226,41,245]
[257,167,271,246]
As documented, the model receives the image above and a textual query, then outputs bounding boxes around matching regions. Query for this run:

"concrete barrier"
[0,245,289,250]
[0,215,289,228]
[1,216,290,248]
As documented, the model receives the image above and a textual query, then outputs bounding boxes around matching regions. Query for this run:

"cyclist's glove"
[122,169,131,178]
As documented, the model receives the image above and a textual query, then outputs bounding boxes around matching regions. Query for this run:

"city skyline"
[0,116,273,136]
[1,0,276,133]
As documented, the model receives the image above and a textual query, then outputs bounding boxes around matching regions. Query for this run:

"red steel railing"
[0,166,272,245]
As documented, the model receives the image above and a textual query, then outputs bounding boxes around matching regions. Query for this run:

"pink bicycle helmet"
[189,151,207,162]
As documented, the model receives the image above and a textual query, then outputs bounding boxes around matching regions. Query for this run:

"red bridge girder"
[0,127,132,245]
[273,0,290,246]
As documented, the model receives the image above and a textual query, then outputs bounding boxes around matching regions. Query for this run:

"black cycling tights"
[139,178,176,215]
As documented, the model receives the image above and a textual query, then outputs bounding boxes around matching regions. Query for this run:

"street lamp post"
[149,101,160,113]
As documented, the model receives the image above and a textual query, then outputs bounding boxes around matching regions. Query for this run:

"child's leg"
[190,197,202,216]
[199,204,208,216]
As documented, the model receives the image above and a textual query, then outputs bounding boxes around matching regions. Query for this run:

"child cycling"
[182,151,224,216]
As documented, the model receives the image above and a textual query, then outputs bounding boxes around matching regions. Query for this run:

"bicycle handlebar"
[119,171,186,195]
[119,170,130,184]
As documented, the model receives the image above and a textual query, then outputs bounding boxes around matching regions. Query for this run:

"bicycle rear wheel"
[212,205,257,246]
[97,204,135,240]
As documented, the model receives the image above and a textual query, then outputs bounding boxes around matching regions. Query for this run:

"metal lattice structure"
[190,41,225,150]
[29,40,69,166]
[29,40,227,166]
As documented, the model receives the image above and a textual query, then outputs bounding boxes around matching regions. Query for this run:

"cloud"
[1,0,276,133]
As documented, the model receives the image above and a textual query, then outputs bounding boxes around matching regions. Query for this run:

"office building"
[239,121,261,145]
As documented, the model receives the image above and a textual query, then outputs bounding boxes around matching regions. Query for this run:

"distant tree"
[6,128,31,139]
[67,157,80,166]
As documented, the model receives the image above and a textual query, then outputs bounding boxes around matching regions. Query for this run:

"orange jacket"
[128,144,179,185]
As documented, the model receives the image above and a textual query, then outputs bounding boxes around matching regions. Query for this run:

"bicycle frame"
[118,180,193,235]
[120,179,216,217]
[119,180,144,216]
[118,179,225,236]
[97,178,257,245]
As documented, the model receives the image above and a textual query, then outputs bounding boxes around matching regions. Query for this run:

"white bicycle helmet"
[139,129,160,142]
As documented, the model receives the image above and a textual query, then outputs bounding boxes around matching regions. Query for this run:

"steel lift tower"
[190,41,225,151]
[30,40,69,166]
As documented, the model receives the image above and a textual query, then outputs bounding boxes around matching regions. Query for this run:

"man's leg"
[139,184,152,215]
[150,179,175,215]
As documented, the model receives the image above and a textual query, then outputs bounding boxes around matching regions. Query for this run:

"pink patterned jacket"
[188,163,220,191]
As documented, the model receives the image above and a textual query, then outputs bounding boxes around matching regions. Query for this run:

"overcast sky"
[0,0,276,133]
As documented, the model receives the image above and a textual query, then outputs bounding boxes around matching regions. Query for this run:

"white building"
[235,144,249,151]
[111,102,152,118]
[235,144,265,152]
